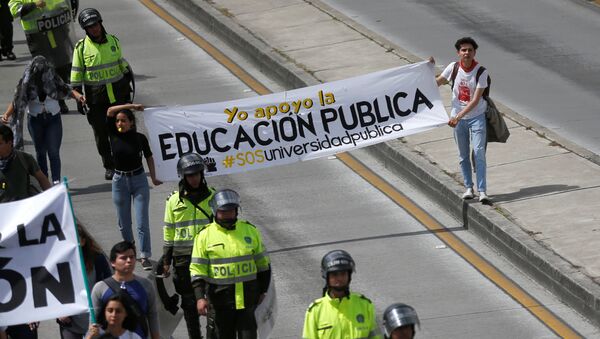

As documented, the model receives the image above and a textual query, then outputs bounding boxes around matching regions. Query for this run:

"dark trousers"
[0,2,12,55]
[173,258,203,339]
[209,306,257,339]
[6,324,38,339]
[28,113,63,182]
[86,102,114,170]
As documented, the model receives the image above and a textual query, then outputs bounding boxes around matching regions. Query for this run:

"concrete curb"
[170,0,600,327]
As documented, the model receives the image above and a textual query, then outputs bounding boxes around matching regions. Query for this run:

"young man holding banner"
[432,37,491,203]
[90,241,160,339]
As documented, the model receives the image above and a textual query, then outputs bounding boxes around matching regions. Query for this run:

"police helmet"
[78,8,102,29]
[382,303,420,337]
[177,153,205,178]
[210,189,241,214]
[320,250,355,279]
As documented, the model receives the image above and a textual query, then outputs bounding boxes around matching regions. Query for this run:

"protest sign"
[0,185,88,326]
[145,61,448,181]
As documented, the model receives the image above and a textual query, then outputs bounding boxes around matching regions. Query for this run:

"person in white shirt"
[1,55,84,183]
[85,293,142,339]
[431,37,491,203]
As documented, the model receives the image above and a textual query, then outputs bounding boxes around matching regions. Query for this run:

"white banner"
[0,185,88,326]
[256,277,277,339]
[145,61,448,181]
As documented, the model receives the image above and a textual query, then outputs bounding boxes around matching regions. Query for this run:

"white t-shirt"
[441,61,488,120]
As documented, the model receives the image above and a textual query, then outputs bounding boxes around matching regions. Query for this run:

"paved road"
[322,0,600,156]
[1,0,597,337]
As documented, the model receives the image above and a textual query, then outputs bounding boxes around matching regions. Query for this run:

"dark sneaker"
[6,52,16,60]
[141,258,153,271]
[105,169,114,180]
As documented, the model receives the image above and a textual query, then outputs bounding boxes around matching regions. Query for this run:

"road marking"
[140,0,582,337]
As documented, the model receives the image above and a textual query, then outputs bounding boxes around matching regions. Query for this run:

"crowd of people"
[1,0,496,337]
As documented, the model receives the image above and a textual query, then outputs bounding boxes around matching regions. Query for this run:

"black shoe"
[5,52,16,60]
[141,258,153,271]
[104,169,114,180]
[59,100,69,114]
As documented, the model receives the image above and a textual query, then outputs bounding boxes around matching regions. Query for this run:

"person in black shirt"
[106,103,161,270]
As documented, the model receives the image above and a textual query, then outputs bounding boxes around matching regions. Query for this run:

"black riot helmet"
[78,8,102,29]
[177,153,205,178]
[382,303,420,338]
[321,250,355,280]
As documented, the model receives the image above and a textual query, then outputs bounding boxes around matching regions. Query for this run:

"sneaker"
[479,191,491,203]
[6,52,16,60]
[104,169,114,180]
[141,258,153,271]
[462,187,474,199]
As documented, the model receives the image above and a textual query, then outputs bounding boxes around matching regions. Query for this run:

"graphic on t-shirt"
[458,80,471,103]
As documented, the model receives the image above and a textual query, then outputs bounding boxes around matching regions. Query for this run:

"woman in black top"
[106,103,161,270]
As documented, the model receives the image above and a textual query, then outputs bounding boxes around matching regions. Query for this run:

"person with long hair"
[57,221,112,339]
[105,103,161,270]
[1,55,85,182]
[85,293,142,339]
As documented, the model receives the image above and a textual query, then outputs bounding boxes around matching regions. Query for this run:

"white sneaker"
[479,191,490,203]
[462,187,474,199]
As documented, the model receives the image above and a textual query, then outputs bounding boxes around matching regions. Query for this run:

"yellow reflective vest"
[70,34,130,104]
[190,219,270,309]
[163,189,214,258]
[303,292,382,339]
[9,0,70,35]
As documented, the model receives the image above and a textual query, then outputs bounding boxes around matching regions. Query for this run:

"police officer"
[163,153,215,339]
[382,303,420,339]
[190,189,271,339]
[303,250,381,339]
[71,8,132,180]
[9,0,74,112]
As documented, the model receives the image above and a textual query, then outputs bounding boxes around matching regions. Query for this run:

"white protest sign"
[255,278,277,339]
[145,61,448,181]
[0,184,88,326]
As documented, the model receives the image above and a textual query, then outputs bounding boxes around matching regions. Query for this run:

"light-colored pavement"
[170,0,600,328]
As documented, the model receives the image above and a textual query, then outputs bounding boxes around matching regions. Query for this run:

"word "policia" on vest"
[37,11,71,33]
[213,262,257,278]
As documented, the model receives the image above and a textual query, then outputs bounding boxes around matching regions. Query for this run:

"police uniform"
[163,189,214,339]
[70,33,131,171]
[190,219,271,339]
[9,0,73,82]
[303,292,381,339]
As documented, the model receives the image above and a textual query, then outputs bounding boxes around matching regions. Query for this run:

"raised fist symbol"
[204,157,217,172]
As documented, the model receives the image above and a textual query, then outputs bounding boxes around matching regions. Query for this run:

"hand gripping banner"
[145,61,448,181]
[0,185,88,326]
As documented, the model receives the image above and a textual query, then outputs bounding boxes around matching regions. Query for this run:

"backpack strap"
[450,62,459,89]
[475,66,491,99]
[103,277,123,293]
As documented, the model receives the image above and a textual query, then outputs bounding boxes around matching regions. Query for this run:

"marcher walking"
[432,37,491,203]
[302,250,381,339]
[90,241,160,339]
[106,103,161,271]
[1,55,85,181]
[71,8,133,180]
[0,124,50,203]
[8,0,74,113]
[58,222,112,339]
[163,153,214,339]
[190,189,271,339]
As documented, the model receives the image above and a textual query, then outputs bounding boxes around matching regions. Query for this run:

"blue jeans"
[27,113,62,182]
[454,113,487,192]
[112,171,152,258]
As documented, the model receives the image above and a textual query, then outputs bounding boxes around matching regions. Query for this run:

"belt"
[30,111,58,119]
[114,167,144,177]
